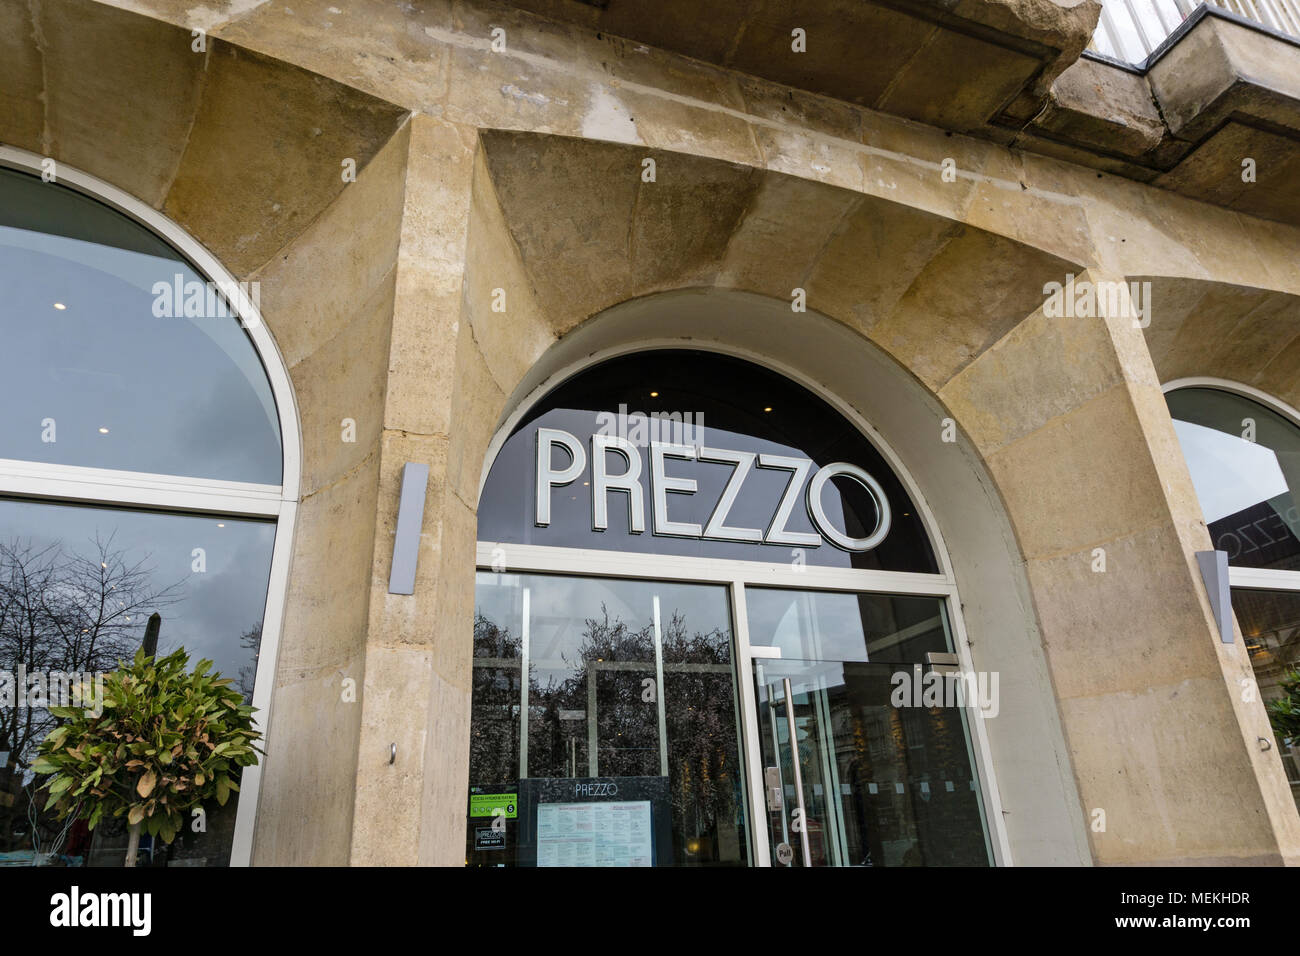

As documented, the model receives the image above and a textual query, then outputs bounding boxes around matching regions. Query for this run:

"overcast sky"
[1,498,276,682]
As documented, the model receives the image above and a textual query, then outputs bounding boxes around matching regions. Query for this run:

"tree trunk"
[124,822,141,867]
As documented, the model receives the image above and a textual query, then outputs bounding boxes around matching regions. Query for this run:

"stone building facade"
[2,0,1300,867]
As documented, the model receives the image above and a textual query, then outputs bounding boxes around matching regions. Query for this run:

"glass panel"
[747,589,950,664]
[1233,588,1300,814]
[747,588,992,866]
[478,350,938,573]
[0,166,282,484]
[0,497,277,867]
[1166,387,1300,572]
[466,571,749,866]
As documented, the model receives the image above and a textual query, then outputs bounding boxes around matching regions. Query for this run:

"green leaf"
[30,757,59,775]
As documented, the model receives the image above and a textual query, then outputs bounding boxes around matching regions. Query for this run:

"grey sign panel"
[388,462,430,595]
[1195,549,1234,643]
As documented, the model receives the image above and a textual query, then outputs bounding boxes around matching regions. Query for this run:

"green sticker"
[469,793,517,818]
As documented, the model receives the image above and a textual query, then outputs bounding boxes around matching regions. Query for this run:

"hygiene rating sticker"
[469,793,517,818]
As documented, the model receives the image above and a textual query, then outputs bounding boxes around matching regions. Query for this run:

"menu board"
[536,800,653,867]
[513,776,672,866]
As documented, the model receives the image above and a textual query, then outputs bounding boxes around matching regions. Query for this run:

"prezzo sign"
[534,427,892,552]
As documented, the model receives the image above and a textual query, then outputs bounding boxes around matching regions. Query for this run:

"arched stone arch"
[475,289,1095,865]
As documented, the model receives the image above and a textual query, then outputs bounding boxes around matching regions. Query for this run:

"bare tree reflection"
[0,534,181,854]
[236,624,262,704]
[468,602,745,865]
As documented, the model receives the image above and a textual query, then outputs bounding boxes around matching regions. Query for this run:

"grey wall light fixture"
[388,462,430,595]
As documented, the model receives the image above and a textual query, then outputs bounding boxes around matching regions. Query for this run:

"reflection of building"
[5,0,1300,867]
[1210,501,1300,567]
[1239,594,1300,697]
[1237,589,1300,801]
[1168,386,1300,817]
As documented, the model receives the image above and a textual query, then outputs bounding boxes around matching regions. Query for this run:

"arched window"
[469,348,998,867]
[1165,380,1300,813]
[0,150,298,867]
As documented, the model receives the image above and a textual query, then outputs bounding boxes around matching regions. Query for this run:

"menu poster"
[537,801,653,867]
[515,776,673,867]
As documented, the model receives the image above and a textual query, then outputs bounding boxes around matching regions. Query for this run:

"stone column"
[939,268,1300,864]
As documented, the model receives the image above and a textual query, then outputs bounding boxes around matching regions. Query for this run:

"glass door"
[467,572,995,866]
[746,588,993,867]
[468,571,751,866]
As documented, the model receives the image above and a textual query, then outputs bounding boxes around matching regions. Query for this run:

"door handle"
[782,677,813,868]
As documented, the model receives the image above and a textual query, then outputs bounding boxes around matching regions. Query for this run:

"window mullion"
[0,458,285,518]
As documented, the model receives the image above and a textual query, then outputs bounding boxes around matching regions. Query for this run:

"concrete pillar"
[939,268,1300,864]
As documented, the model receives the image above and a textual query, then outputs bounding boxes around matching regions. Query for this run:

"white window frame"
[1163,376,1300,594]
[475,341,1012,867]
[0,145,301,867]
[1165,376,1300,812]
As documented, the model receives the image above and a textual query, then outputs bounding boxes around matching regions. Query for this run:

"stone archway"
[479,287,1093,866]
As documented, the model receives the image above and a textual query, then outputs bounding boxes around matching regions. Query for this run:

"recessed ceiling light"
[53,302,66,310]
[98,427,109,434]
[649,391,659,398]
[217,522,226,528]
[763,406,773,413]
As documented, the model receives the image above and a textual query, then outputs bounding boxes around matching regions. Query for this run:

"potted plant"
[1267,667,1300,743]
[31,647,262,866]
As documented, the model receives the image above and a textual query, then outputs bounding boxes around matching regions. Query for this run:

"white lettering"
[535,428,586,527]
[698,447,762,542]
[592,435,645,533]
[758,454,820,547]
[650,442,702,538]
[530,428,893,552]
